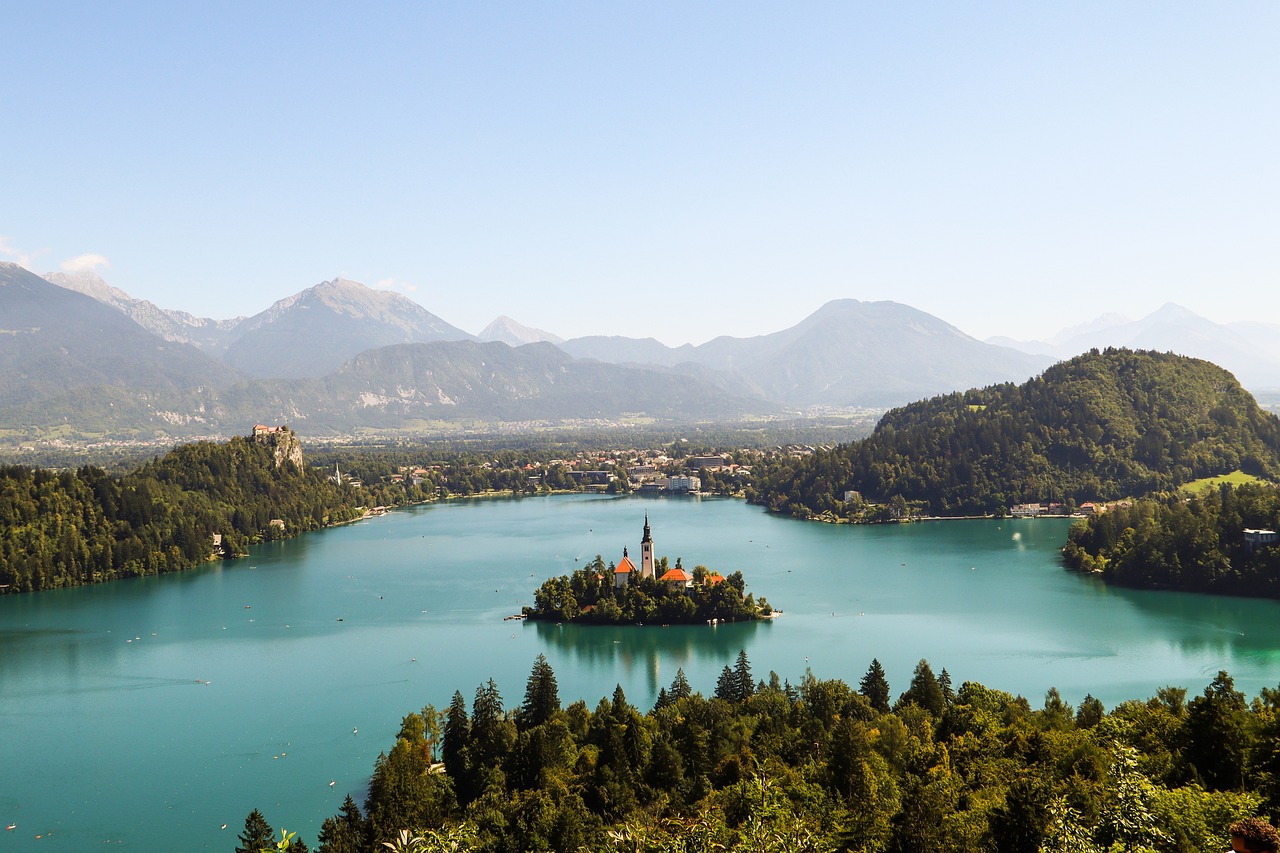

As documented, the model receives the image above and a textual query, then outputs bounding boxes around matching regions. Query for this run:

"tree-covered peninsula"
[0,427,368,592]
[752,349,1280,520]
[1063,481,1280,596]
[247,654,1280,853]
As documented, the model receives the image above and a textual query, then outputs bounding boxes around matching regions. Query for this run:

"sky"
[4,2,1279,346]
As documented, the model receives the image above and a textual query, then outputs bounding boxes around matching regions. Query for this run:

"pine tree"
[519,654,560,729]
[471,679,513,769]
[610,684,632,722]
[235,809,275,853]
[1076,694,1104,729]
[899,659,945,716]
[316,795,365,853]
[938,668,955,706]
[715,666,737,702]
[1185,670,1249,790]
[669,668,692,700]
[731,649,754,701]
[442,691,470,782]
[859,658,891,713]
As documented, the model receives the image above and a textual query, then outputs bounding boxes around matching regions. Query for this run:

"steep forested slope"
[753,349,1280,518]
[0,429,366,592]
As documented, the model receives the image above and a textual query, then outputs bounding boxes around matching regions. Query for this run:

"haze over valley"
[4,261,1277,449]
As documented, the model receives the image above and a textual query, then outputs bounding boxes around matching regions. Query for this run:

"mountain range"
[987,303,1280,391]
[4,260,1274,443]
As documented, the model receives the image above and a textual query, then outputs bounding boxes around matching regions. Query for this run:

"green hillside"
[752,349,1280,519]
[0,428,366,592]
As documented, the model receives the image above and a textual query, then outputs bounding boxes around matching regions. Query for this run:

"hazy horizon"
[6,3,1278,347]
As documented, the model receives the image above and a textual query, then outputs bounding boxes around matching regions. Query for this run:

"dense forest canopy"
[245,654,1280,853]
[0,429,367,592]
[1064,481,1280,595]
[752,349,1280,520]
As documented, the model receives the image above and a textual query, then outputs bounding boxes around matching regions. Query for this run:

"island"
[523,515,774,624]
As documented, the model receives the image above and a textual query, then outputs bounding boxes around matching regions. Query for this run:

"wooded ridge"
[751,348,1280,519]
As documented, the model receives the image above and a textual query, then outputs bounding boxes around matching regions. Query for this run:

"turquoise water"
[4,494,1280,849]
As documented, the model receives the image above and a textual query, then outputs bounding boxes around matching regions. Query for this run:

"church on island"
[524,514,769,624]
[611,515,726,593]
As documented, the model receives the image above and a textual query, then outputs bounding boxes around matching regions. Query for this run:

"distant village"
[383,449,757,496]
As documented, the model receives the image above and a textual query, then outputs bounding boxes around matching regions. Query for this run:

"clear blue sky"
[4,2,1278,345]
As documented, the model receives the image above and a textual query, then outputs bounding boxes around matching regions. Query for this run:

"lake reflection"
[532,620,769,696]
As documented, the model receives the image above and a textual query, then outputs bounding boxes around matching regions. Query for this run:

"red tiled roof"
[705,573,726,585]
[660,568,692,583]
[615,556,636,574]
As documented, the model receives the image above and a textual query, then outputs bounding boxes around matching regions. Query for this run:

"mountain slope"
[307,340,774,424]
[992,304,1280,391]
[43,270,243,353]
[560,336,697,367]
[699,299,1049,406]
[0,339,780,439]
[479,316,564,346]
[0,262,239,408]
[563,299,1049,406]
[753,348,1280,518]
[222,278,474,378]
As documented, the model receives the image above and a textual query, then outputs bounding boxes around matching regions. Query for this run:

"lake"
[4,493,1280,849]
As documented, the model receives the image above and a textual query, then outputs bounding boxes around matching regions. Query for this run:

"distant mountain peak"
[43,269,128,305]
[223,276,474,378]
[1048,312,1132,346]
[43,269,244,351]
[479,315,564,346]
[1145,302,1204,323]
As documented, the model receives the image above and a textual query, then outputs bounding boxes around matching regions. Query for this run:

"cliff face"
[253,426,304,470]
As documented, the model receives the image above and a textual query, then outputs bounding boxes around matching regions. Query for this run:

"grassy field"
[1180,470,1267,493]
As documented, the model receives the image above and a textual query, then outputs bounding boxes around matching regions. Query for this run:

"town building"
[1245,529,1279,552]
[668,475,701,494]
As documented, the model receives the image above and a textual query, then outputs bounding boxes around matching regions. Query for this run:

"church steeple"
[640,514,655,579]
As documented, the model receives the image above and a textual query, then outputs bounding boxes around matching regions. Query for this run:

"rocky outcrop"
[252,424,304,470]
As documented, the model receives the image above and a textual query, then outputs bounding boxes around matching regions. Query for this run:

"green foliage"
[236,809,276,853]
[518,654,560,730]
[753,349,1280,519]
[1064,482,1280,596]
[859,658,891,713]
[525,559,768,625]
[0,431,368,592]
[278,655,1280,853]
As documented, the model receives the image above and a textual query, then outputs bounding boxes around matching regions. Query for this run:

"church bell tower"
[640,514,655,579]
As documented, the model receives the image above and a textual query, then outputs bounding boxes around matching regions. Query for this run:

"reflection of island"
[531,619,768,696]
[524,515,776,625]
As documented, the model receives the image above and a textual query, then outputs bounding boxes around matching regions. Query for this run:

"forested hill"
[752,349,1280,519]
[0,428,367,593]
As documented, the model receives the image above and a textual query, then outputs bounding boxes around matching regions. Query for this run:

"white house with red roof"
[613,549,637,590]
